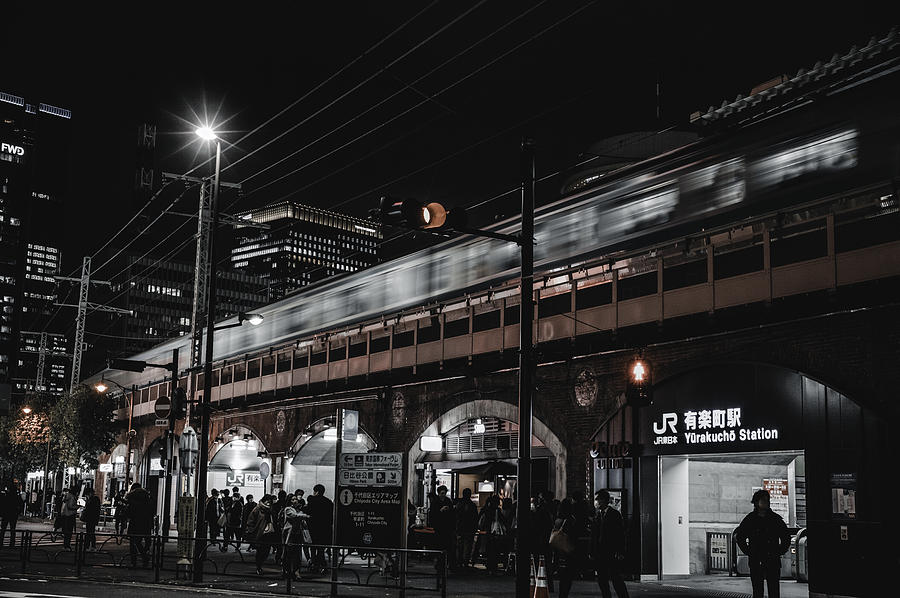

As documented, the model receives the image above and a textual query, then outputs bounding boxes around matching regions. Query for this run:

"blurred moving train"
[98,58,900,382]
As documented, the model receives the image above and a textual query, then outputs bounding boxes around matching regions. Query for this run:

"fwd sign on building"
[1,142,25,156]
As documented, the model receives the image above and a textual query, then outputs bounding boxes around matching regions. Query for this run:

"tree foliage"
[1,395,55,484]
[50,385,121,469]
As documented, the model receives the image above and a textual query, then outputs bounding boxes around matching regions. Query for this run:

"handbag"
[490,513,506,536]
[217,512,227,527]
[549,520,576,555]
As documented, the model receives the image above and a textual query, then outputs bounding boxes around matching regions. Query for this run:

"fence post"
[399,549,408,598]
[286,546,293,595]
[19,530,30,573]
[440,551,447,598]
[330,543,339,597]
[75,532,83,577]
[154,535,162,583]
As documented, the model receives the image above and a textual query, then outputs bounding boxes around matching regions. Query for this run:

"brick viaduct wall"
[124,303,899,498]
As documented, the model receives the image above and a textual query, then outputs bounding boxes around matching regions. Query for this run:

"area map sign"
[336,452,404,549]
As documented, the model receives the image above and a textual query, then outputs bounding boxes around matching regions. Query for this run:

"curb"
[1,572,319,598]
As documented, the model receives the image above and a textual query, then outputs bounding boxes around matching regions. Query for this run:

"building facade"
[230,201,381,300]
[0,90,72,406]
[106,255,271,356]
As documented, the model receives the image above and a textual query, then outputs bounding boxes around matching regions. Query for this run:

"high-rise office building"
[230,201,381,299]
[99,255,271,357]
[0,90,72,405]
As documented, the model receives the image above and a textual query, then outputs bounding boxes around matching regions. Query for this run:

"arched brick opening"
[406,399,567,502]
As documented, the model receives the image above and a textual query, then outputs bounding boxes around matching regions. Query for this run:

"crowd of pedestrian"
[203,483,333,579]
[425,485,631,598]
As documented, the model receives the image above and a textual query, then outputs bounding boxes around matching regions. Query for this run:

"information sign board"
[340,452,402,470]
[336,452,404,549]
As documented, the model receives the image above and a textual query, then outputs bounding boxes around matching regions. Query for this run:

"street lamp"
[21,405,32,414]
[194,124,222,582]
[94,378,137,492]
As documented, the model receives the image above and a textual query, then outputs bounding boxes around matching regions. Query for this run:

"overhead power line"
[227,0,597,213]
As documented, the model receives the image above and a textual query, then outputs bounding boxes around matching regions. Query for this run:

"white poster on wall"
[763,478,790,521]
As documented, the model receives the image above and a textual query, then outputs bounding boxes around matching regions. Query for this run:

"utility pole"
[515,138,536,598]
[372,140,536,598]
[55,257,130,393]
[159,173,253,416]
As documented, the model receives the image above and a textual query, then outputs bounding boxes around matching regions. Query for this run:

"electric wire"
[180,1,442,181]
[61,2,439,287]
[235,0,546,195]
[91,183,199,275]
[216,0,488,181]
[226,0,598,213]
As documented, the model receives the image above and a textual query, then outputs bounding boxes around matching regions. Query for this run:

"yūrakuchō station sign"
[641,363,802,456]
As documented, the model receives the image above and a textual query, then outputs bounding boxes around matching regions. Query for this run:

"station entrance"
[656,450,808,597]
[591,362,885,598]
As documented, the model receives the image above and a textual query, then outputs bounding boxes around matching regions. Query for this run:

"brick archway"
[406,399,567,501]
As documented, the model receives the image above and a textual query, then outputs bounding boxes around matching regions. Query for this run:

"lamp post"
[94,379,137,494]
[193,125,221,582]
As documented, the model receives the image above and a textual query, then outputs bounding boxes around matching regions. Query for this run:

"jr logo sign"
[653,413,677,434]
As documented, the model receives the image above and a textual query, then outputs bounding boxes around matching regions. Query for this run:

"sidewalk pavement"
[2,519,809,597]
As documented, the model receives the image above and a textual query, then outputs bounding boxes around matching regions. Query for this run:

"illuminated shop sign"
[1,142,25,156]
[652,406,779,447]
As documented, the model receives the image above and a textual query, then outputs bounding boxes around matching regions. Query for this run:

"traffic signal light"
[171,386,187,420]
[372,196,465,230]
[625,357,652,406]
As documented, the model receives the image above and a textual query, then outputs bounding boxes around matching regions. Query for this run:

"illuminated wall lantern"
[420,436,443,452]
[626,356,653,406]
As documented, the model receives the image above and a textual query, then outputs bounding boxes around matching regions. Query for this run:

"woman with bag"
[281,494,311,580]
[477,495,506,574]
[550,498,583,598]
[59,488,78,550]
[246,495,277,575]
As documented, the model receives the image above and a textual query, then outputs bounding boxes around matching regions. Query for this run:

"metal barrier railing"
[2,530,446,596]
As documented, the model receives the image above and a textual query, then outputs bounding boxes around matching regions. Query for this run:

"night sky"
[3,2,899,275]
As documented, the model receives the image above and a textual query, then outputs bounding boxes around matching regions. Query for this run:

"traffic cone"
[529,555,537,597]
[533,555,549,598]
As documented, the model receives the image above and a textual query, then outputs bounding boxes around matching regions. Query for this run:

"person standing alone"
[0,485,24,548]
[591,489,629,598]
[125,482,154,568]
[81,487,101,551]
[59,487,78,550]
[735,489,791,598]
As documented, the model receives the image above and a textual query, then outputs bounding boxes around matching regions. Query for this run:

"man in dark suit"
[590,489,629,598]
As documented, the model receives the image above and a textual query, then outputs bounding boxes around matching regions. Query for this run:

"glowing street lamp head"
[94,382,109,393]
[195,126,218,141]
[21,406,32,414]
